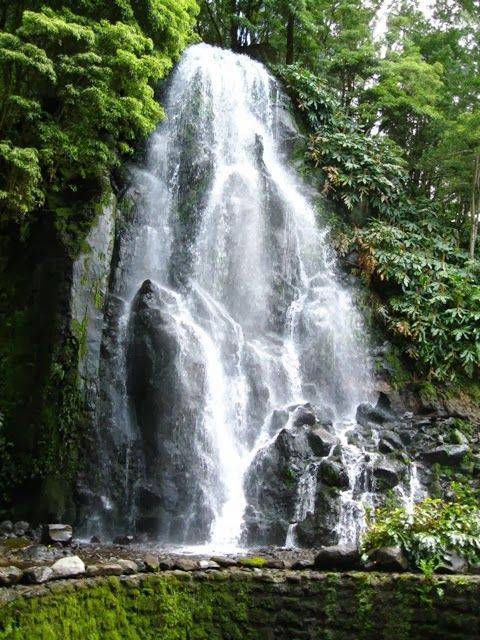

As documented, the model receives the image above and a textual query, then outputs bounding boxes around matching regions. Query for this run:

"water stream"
[90,44,377,547]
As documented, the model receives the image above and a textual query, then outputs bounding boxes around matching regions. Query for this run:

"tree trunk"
[286,10,295,64]
[469,154,480,260]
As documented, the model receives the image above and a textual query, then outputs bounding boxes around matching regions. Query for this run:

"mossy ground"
[1,572,479,640]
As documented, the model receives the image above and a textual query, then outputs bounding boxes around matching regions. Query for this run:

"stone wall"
[1,570,479,639]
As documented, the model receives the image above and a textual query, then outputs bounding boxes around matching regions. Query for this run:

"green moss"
[1,537,30,551]
[238,557,268,568]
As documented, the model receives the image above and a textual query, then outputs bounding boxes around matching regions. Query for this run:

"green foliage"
[0,0,198,242]
[277,60,479,382]
[354,215,480,380]
[363,484,480,570]
[277,64,406,217]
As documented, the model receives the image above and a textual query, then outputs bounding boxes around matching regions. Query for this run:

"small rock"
[144,554,159,572]
[13,521,29,536]
[118,559,138,574]
[51,555,85,579]
[173,559,197,572]
[198,560,220,570]
[113,535,134,545]
[0,566,23,586]
[307,427,338,457]
[365,546,408,572]
[86,563,122,577]
[90,535,101,544]
[23,566,54,584]
[19,544,59,564]
[314,545,361,570]
[210,556,237,567]
[0,521,13,535]
[291,559,315,570]
[158,557,176,571]
[423,444,469,466]
[42,524,73,546]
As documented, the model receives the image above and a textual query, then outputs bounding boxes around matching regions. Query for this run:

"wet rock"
[144,554,159,572]
[42,524,73,546]
[296,485,341,547]
[0,521,13,535]
[0,566,22,586]
[423,444,469,466]
[269,409,289,433]
[318,459,349,488]
[293,405,316,427]
[378,431,404,454]
[314,545,361,570]
[118,559,138,574]
[113,534,135,545]
[86,563,123,577]
[243,428,313,546]
[291,559,315,570]
[365,546,408,572]
[23,566,54,584]
[307,427,338,457]
[356,397,396,427]
[51,556,85,579]
[90,535,101,544]
[440,551,468,574]
[373,457,405,489]
[158,557,176,571]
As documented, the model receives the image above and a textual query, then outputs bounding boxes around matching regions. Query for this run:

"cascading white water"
[93,44,376,548]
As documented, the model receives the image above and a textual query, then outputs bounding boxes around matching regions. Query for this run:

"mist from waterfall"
[91,43,375,548]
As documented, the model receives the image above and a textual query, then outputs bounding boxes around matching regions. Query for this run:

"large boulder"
[242,427,314,546]
[314,545,361,570]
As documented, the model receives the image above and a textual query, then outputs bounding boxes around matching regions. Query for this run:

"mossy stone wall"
[1,571,479,639]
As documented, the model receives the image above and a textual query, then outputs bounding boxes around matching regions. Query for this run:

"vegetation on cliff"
[0,0,198,515]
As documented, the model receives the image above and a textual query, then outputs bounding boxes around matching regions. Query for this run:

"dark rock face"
[307,427,338,457]
[125,279,214,543]
[295,484,341,547]
[242,427,313,546]
[423,444,469,466]
[318,459,349,489]
[373,457,406,490]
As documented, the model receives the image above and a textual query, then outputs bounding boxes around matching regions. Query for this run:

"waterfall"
[90,44,374,547]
